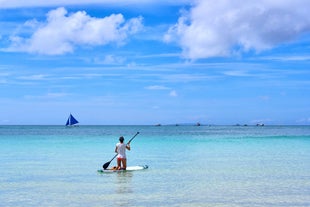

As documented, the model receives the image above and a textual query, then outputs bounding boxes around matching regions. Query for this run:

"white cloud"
[169,90,177,97]
[6,7,143,55]
[296,117,310,124]
[24,92,71,99]
[145,85,177,97]
[145,85,170,90]
[165,0,310,59]
[94,55,126,65]
[258,95,270,101]
[17,74,49,80]
[222,70,251,77]
[261,55,310,61]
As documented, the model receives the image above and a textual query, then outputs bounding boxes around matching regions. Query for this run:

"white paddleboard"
[97,165,148,173]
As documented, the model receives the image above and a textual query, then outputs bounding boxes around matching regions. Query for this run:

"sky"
[0,0,310,125]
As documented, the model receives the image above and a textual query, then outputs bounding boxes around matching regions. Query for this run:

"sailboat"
[65,113,79,126]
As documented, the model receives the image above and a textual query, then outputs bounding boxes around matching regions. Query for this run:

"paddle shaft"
[102,132,139,169]
[126,132,139,145]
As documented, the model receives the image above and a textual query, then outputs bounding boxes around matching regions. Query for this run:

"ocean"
[0,125,309,207]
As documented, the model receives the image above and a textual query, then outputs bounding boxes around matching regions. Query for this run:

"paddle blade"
[103,161,111,170]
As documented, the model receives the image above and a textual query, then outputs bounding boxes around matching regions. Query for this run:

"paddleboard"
[97,165,148,173]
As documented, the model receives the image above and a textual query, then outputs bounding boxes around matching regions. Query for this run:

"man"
[115,136,130,170]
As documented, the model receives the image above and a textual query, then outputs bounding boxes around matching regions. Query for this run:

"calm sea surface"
[0,125,309,207]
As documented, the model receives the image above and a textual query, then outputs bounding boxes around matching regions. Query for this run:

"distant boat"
[65,113,79,126]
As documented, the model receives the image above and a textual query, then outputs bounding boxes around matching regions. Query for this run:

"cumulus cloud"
[6,7,143,55]
[164,0,310,59]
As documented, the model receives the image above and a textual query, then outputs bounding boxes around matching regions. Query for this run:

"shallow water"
[0,125,310,206]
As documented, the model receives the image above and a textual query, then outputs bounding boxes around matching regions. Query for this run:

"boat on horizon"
[65,113,79,127]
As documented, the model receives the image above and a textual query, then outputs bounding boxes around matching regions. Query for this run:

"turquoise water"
[0,125,310,206]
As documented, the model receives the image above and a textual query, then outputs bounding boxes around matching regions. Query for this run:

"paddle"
[102,132,140,170]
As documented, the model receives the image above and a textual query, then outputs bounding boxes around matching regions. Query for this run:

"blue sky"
[0,0,309,125]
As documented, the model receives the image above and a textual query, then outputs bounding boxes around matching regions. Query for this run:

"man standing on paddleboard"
[115,136,130,170]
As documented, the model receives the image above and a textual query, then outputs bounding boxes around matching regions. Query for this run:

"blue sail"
[65,119,70,126]
[66,114,79,126]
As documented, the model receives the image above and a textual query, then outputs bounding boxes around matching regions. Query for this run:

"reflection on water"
[115,172,133,194]
[113,172,134,206]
